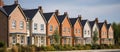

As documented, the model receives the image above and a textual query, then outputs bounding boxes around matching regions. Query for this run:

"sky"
[4,0,120,23]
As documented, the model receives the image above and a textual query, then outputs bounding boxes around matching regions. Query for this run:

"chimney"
[78,15,82,21]
[14,0,18,4]
[55,10,59,16]
[95,18,98,23]
[104,20,107,24]
[64,12,68,15]
[0,0,4,7]
[38,6,43,13]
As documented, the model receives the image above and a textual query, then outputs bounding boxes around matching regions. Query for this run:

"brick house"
[81,20,92,45]
[0,7,8,46]
[69,16,83,46]
[23,7,47,46]
[89,18,100,45]
[3,3,27,47]
[43,12,60,46]
[107,24,114,45]
[56,11,72,45]
[98,20,108,44]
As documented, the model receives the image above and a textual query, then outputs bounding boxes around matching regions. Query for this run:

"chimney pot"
[95,18,98,23]
[78,15,82,21]
[0,0,4,7]
[55,10,59,16]
[64,12,67,15]
[14,0,18,4]
[38,6,43,13]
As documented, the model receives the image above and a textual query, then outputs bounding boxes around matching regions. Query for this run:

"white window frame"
[40,24,44,31]
[34,23,37,30]
[21,36,24,44]
[50,25,53,31]
[12,36,16,44]
[20,21,24,29]
[12,20,16,29]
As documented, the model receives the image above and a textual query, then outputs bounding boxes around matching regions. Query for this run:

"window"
[12,20,16,29]
[12,36,16,44]
[21,36,24,44]
[84,30,86,34]
[64,38,67,44]
[34,23,37,30]
[63,27,66,32]
[50,25,53,31]
[78,29,80,33]
[50,38,53,44]
[88,30,89,35]
[76,29,77,33]
[20,21,24,29]
[41,36,44,43]
[68,28,70,33]
[68,38,71,44]
[40,24,44,31]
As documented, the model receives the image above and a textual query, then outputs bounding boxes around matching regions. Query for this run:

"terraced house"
[43,11,60,46]
[89,18,100,44]
[23,7,46,46]
[56,10,72,45]
[69,16,83,45]
[107,24,114,45]
[0,7,8,46]
[81,20,92,45]
[3,1,27,47]
[98,20,108,44]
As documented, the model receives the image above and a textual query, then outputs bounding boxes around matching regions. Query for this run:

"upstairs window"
[12,20,16,29]
[78,29,80,33]
[50,25,53,31]
[34,23,37,30]
[63,27,66,32]
[75,29,77,33]
[20,21,24,29]
[40,24,44,31]
[68,28,70,33]
[84,30,86,34]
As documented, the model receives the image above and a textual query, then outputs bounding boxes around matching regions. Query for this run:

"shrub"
[92,44,100,49]
[84,44,91,50]
[0,42,5,48]
[46,46,55,51]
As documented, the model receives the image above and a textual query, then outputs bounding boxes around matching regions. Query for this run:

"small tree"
[92,29,99,45]
[52,30,60,45]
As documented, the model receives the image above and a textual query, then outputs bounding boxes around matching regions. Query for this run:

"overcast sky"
[4,0,120,23]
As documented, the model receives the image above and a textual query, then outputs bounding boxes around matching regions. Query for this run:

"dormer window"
[12,20,16,29]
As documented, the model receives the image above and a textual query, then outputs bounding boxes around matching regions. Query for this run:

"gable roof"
[107,24,111,29]
[3,4,18,15]
[98,22,104,30]
[0,7,8,16]
[43,12,54,22]
[81,20,87,27]
[57,15,66,23]
[69,18,77,27]
[23,9,38,20]
[89,21,95,29]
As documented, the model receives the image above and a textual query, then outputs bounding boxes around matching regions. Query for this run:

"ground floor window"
[41,36,44,44]
[21,36,24,44]
[12,36,16,44]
